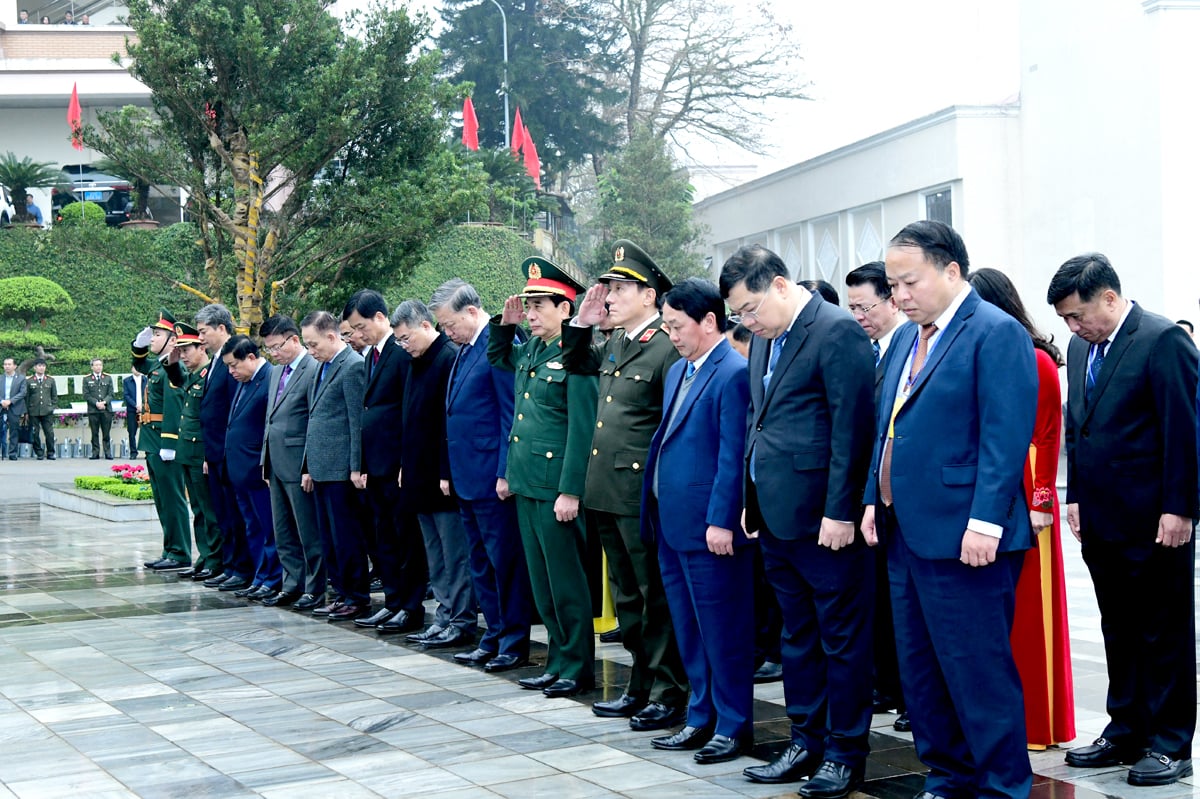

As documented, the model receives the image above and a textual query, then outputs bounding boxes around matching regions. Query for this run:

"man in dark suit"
[721,245,876,798]
[122,368,141,459]
[431,279,534,673]
[343,289,426,628]
[388,300,477,648]
[845,261,908,730]
[196,304,254,592]
[1,357,27,460]
[643,278,753,765]
[221,335,282,601]
[1048,254,1198,786]
[260,315,323,608]
[83,358,115,459]
[300,310,370,616]
[861,221,1038,799]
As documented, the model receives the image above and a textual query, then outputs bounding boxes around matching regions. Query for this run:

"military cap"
[519,256,585,303]
[151,309,177,333]
[599,239,672,295]
[174,321,203,346]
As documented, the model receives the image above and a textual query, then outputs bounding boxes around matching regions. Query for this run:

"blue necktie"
[685,361,696,380]
[872,340,881,366]
[1086,339,1108,405]
[763,331,788,392]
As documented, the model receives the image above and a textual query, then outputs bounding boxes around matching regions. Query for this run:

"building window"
[925,189,952,226]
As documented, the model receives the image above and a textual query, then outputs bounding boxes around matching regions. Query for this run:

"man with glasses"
[845,262,909,733]
[260,315,323,607]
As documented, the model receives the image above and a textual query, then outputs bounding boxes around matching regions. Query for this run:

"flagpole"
[487,0,509,148]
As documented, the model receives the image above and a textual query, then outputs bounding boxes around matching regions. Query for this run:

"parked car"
[0,185,15,225]
[51,169,132,226]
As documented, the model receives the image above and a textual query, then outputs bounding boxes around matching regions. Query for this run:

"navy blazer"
[200,354,238,464]
[224,363,271,491]
[445,325,517,502]
[361,337,408,477]
[642,339,750,551]
[864,290,1038,560]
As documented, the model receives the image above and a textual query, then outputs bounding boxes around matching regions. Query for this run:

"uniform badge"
[639,327,658,343]
[614,245,625,262]
[547,361,563,370]
[528,263,542,279]
[200,367,208,379]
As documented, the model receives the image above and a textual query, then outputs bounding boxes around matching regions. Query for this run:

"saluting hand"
[576,284,610,326]
[133,326,153,348]
[501,296,525,326]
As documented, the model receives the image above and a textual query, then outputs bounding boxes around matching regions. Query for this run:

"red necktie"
[879,324,937,506]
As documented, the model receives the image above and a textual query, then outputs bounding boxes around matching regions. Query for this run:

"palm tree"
[0,153,61,223]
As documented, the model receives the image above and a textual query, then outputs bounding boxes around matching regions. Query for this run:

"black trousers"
[366,478,427,614]
[30,413,55,458]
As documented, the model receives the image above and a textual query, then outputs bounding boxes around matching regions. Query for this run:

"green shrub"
[56,201,107,227]
[393,224,537,314]
[102,483,154,501]
[74,475,122,490]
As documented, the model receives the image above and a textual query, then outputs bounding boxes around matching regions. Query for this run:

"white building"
[694,0,1200,330]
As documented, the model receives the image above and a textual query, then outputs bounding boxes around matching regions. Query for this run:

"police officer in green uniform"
[82,359,114,459]
[488,257,599,699]
[561,240,690,730]
[133,310,192,571]
[165,323,224,581]
[25,359,58,460]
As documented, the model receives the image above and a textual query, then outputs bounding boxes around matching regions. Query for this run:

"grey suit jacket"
[303,346,366,483]
[2,373,26,417]
[262,352,318,482]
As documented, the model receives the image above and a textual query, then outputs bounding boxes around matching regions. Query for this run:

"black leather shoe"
[630,702,687,731]
[329,604,370,621]
[377,610,424,633]
[598,627,622,643]
[177,567,199,579]
[1065,737,1143,768]
[204,573,232,588]
[483,653,528,672]
[233,584,260,597]
[354,608,395,628]
[695,734,750,764]
[312,599,344,617]
[261,590,301,607]
[893,711,911,732]
[190,569,215,582]
[798,760,863,798]
[370,578,383,592]
[592,693,648,718]
[543,676,593,698]
[405,624,445,643]
[454,647,497,666]
[1127,753,1193,786]
[753,661,784,683]
[293,593,322,611]
[422,627,471,649]
[248,585,275,600]
[743,742,820,784]
[518,673,560,691]
[151,558,188,571]
[651,725,713,751]
[218,577,251,592]
[144,558,163,568]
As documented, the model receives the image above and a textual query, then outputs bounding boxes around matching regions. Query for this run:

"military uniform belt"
[139,412,164,423]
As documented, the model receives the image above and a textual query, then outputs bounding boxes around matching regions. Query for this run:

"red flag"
[67,83,83,151]
[511,107,525,155]
[522,122,541,189]
[462,97,479,151]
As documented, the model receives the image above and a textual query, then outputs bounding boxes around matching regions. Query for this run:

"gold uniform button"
[634,374,642,381]
[524,392,530,399]
[517,413,524,421]
[606,395,613,403]
[545,451,553,459]
[596,421,603,428]
[592,448,598,456]
[632,462,640,470]
[513,436,519,442]
[546,375,553,382]
[614,370,621,376]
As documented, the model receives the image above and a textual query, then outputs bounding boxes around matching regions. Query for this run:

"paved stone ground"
[0,457,1197,798]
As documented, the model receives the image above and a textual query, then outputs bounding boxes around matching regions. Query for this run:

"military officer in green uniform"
[488,257,599,699]
[561,240,689,730]
[83,358,115,459]
[132,310,192,571]
[25,358,58,460]
[165,323,224,581]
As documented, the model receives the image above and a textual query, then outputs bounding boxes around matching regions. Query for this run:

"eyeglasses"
[847,300,883,316]
[735,292,770,322]
[263,338,292,353]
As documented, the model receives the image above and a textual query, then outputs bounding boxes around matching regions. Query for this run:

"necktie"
[685,361,696,380]
[275,364,292,403]
[372,347,380,367]
[872,340,881,366]
[762,331,788,392]
[1086,339,1109,406]
[315,361,328,391]
[229,384,244,422]
[450,342,471,387]
[879,324,938,506]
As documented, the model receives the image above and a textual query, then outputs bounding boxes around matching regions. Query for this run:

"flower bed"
[73,464,154,501]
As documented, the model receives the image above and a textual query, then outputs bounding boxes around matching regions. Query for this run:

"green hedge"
[102,483,154,501]
[56,201,107,227]
[392,224,537,314]
[74,475,121,490]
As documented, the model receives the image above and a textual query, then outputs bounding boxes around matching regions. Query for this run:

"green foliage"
[75,475,121,490]
[0,276,75,329]
[437,0,620,181]
[56,201,107,227]
[392,224,536,314]
[103,483,154,501]
[0,330,60,349]
[590,128,705,280]
[0,153,61,222]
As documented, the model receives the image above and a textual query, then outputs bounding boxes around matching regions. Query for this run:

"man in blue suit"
[642,278,753,765]
[430,279,534,672]
[122,368,140,458]
[221,335,282,600]
[862,220,1038,799]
